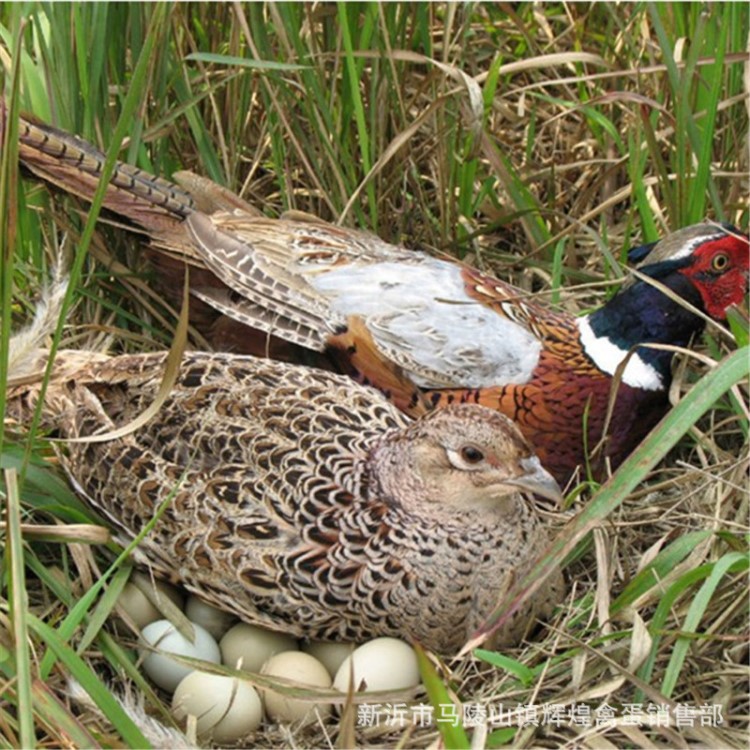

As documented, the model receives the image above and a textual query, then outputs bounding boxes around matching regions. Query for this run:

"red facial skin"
[679,234,749,320]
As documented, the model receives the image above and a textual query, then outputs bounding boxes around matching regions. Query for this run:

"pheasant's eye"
[445,444,488,470]
[711,252,730,272]
[460,445,485,464]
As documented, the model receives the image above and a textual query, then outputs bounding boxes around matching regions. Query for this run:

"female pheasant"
[8,348,563,655]
[16,115,750,484]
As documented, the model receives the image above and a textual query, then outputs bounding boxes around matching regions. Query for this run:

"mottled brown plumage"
[9,350,564,654]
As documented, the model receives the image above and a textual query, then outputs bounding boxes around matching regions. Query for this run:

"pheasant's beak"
[506,456,563,505]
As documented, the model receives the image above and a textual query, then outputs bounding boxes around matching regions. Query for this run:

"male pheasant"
[16,115,750,484]
[8,348,564,655]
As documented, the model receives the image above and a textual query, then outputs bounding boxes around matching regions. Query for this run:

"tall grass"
[1,3,747,748]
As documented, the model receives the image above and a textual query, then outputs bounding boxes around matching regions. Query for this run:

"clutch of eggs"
[119,577,421,738]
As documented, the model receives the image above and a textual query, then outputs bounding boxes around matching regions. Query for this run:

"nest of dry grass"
[3,3,748,749]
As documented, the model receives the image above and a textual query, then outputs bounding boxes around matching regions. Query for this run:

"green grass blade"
[414,644,470,749]
[635,558,739,702]
[4,468,35,749]
[30,680,98,749]
[472,649,535,687]
[686,13,726,222]
[186,51,308,72]
[610,530,712,613]
[77,563,131,655]
[337,2,377,227]
[660,551,748,698]
[28,614,150,749]
[486,727,519,747]
[726,307,749,348]
[0,18,24,461]
[1,447,94,522]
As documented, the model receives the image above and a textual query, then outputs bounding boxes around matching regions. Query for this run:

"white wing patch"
[309,258,542,389]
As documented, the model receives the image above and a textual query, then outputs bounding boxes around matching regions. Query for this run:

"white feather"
[67,678,196,749]
[8,270,69,378]
[576,317,663,391]
[310,258,542,388]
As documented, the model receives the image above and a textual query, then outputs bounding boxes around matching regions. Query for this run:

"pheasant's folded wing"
[187,212,545,389]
